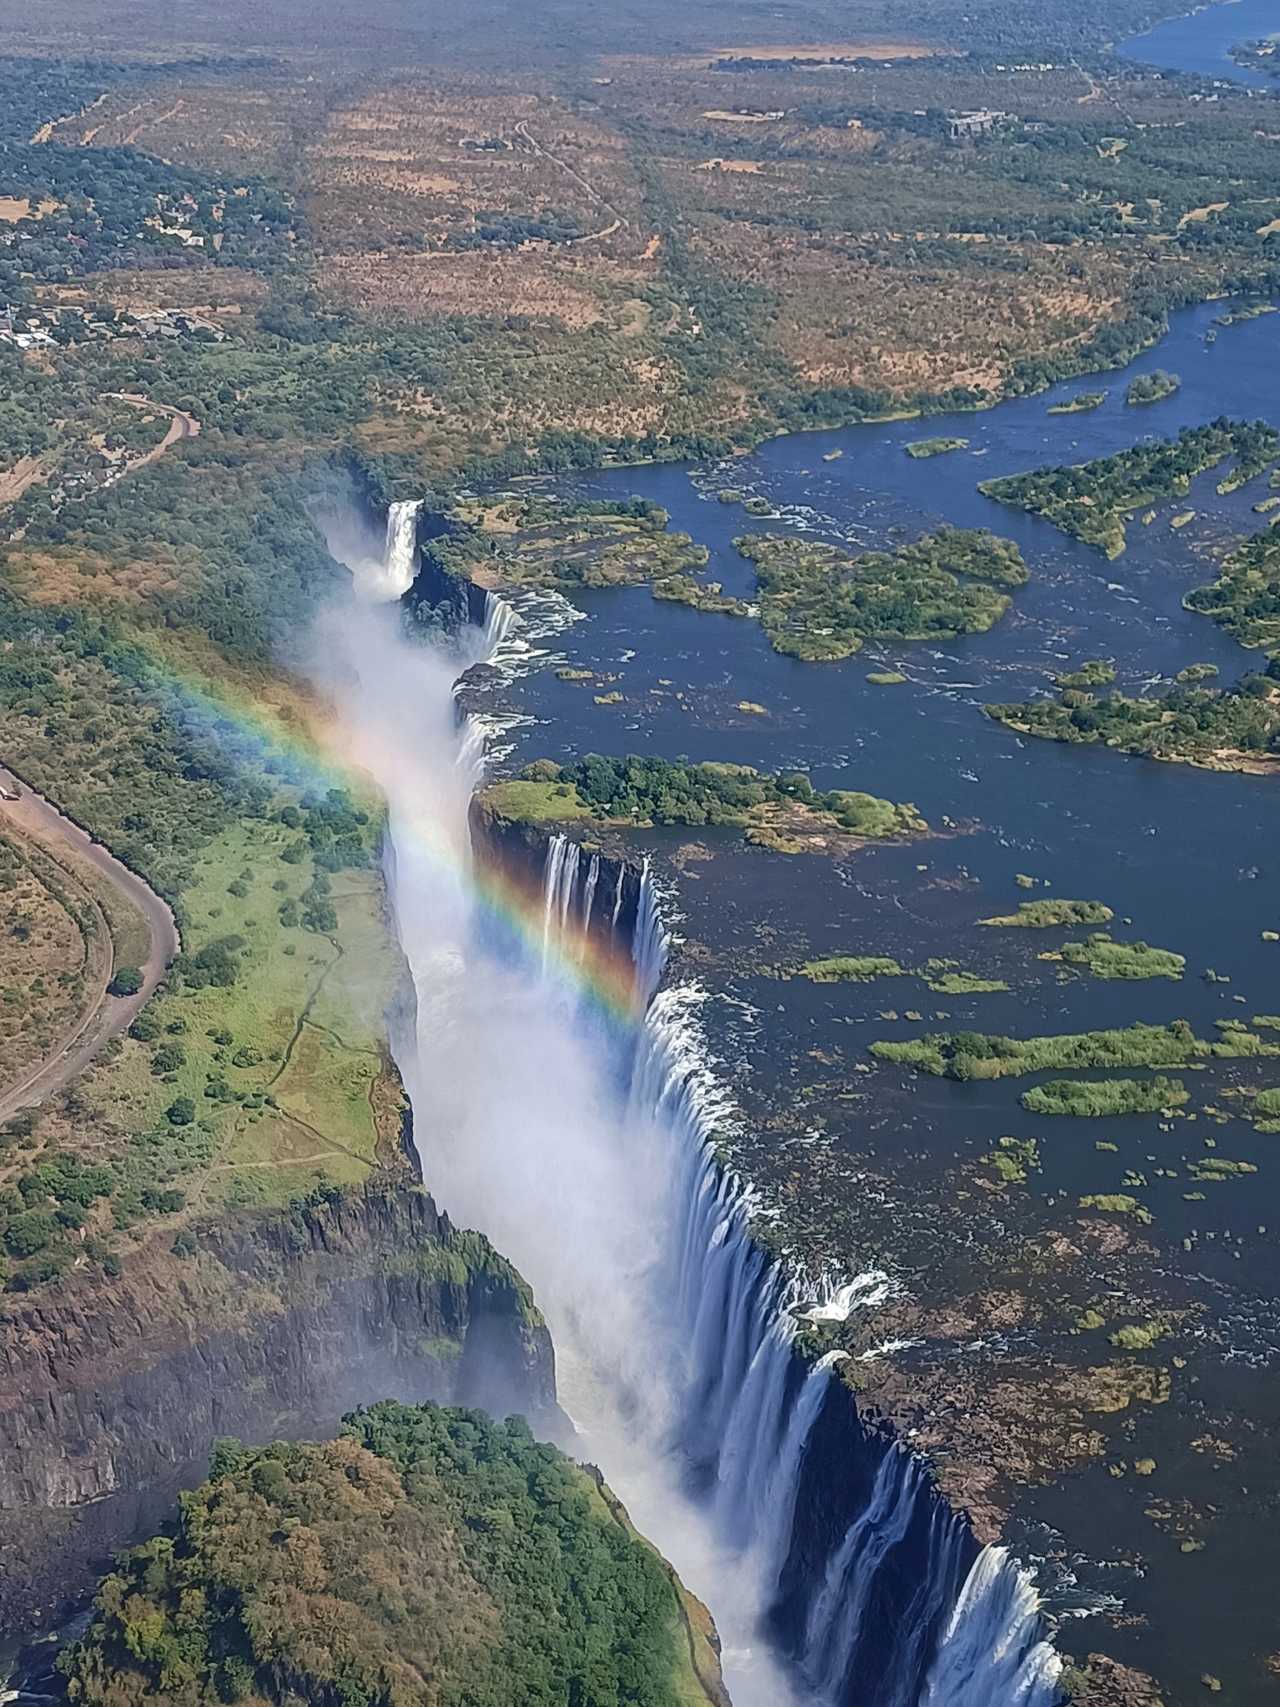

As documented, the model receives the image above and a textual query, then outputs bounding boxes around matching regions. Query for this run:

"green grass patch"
[479,779,596,824]
[926,971,1010,994]
[1055,935,1185,980]
[871,1019,1278,1081]
[980,899,1113,928]
[83,819,399,1218]
[905,436,969,458]
[1048,392,1106,414]
[1079,1193,1153,1223]
[799,955,907,982]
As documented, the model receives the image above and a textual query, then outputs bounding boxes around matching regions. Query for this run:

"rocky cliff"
[0,1180,558,1634]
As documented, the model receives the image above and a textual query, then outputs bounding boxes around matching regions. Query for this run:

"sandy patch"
[0,456,46,505]
[1257,217,1280,236]
[697,157,763,173]
[702,109,781,122]
[1178,201,1229,229]
[0,197,58,223]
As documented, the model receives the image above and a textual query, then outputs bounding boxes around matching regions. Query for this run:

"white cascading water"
[619,855,1063,1707]
[379,499,423,600]
[311,577,1063,1707]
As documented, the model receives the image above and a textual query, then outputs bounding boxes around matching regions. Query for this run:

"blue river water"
[1120,0,1280,88]
[470,16,1280,1703]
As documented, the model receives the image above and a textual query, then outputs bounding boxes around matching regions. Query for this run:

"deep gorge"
[332,526,1065,1707]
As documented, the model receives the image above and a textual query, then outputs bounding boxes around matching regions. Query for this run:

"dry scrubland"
[2,29,1276,486]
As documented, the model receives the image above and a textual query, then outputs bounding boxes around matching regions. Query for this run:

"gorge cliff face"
[0,1180,557,1633]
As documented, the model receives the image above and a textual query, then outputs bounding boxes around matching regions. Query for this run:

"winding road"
[0,763,178,1123]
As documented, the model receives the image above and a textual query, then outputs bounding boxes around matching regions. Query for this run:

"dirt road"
[0,763,178,1123]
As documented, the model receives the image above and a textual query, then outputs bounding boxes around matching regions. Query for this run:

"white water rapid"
[310,569,1063,1707]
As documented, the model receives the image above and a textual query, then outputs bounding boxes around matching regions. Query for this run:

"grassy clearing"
[479,779,598,824]
[68,817,401,1221]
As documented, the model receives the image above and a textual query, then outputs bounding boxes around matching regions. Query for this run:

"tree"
[166,1096,196,1126]
[109,965,143,996]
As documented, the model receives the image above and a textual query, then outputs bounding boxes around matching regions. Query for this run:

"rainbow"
[136,637,645,1026]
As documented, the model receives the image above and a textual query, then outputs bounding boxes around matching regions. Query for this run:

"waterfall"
[322,585,1063,1707]
[481,588,519,653]
[380,499,423,599]
[541,836,581,972]
[605,857,1064,1707]
[922,1550,1063,1707]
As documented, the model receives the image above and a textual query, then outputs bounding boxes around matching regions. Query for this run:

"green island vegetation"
[982,1135,1039,1187]
[1020,1076,1189,1117]
[924,967,1010,994]
[733,527,1027,661]
[866,669,907,685]
[1124,368,1180,406]
[1176,662,1219,685]
[1048,392,1107,415]
[1108,1321,1166,1349]
[980,898,1113,928]
[905,436,969,458]
[1253,1087,1280,1133]
[1189,1156,1258,1182]
[795,955,1006,993]
[1185,528,1280,657]
[1215,300,1278,326]
[1056,659,1115,689]
[985,658,1280,767]
[480,756,927,850]
[58,1401,724,1707]
[870,1018,1280,1081]
[1052,934,1186,981]
[978,421,1280,558]
[652,575,751,616]
[1229,38,1280,78]
[1079,1193,1153,1224]
[438,495,712,594]
[800,955,908,981]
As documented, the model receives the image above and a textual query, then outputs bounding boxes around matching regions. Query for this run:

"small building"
[948,109,1009,141]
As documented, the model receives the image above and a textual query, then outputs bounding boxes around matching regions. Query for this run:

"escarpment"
[0,1180,557,1632]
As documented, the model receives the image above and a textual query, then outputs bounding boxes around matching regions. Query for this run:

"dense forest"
[485,755,928,843]
[979,421,1280,557]
[59,1401,718,1706]
[734,526,1027,660]
[985,658,1280,765]
[1185,528,1280,656]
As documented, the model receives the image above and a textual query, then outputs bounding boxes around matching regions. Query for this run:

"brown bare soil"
[0,456,48,507]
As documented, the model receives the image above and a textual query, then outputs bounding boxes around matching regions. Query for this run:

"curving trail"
[0,763,178,1123]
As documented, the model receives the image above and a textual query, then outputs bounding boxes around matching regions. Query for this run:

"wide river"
[470,11,1280,1703]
